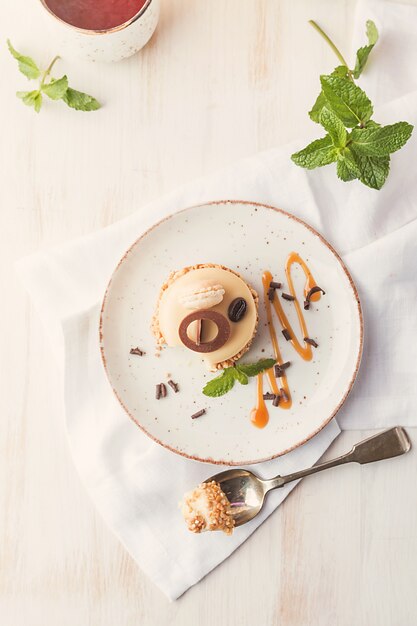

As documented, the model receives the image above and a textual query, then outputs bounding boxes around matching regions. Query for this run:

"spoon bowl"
[205,469,267,527]
[206,427,411,529]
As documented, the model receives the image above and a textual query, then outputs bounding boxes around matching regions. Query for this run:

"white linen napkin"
[17,0,417,600]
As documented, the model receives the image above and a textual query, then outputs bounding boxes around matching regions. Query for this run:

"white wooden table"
[1,1,416,624]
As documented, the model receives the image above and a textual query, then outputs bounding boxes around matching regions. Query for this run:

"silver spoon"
[206,427,411,528]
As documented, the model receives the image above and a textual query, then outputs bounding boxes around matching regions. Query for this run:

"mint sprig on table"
[291,20,413,190]
[203,359,276,398]
[7,40,100,113]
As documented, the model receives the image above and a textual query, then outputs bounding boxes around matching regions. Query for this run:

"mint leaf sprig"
[7,40,100,113]
[203,358,276,398]
[291,21,413,190]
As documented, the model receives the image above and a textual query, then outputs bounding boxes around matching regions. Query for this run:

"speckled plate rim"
[100,200,364,465]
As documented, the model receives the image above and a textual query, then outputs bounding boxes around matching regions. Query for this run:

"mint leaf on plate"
[236,358,276,377]
[291,135,338,169]
[233,368,249,385]
[202,358,276,397]
[7,40,40,80]
[203,368,237,398]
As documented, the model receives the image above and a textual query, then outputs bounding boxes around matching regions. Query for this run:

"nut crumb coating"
[181,481,235,535]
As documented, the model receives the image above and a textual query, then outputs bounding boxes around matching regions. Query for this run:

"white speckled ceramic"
[100,201,363,465]
[38,0,159,62]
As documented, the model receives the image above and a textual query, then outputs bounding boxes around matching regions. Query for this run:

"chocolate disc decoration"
[179,309,231,353]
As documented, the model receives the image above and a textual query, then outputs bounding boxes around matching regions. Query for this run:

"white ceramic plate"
[100,201,363,465]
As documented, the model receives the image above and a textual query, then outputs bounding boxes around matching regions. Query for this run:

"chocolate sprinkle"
[263,392,275,400]
[304,337,318,348]
[280,387,289,403]
[155,384,162,400]
[272,394,281,407]
[130,347,144,356]
[268,287,275,302]
[281,361,291,370]
[304,286,326,309]
[274,364,287,378]
[160,383,167,398]
[269,281,282,290]
[307,285,326,299]
[282,328,291,341]
[191,409,206,419]
[281,293,295,301]
[167,379,179,393]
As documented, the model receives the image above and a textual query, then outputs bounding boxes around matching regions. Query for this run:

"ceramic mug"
[37,0,160,62]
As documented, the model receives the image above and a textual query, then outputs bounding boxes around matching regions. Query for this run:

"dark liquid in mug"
[44,0,148,30]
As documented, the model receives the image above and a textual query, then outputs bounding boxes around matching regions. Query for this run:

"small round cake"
[152,264,258,371]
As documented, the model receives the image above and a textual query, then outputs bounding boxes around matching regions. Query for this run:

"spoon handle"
[265,427,411,491]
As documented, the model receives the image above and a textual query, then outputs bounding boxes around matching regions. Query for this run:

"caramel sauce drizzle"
[250,252,322,429]
[250,373,269,429]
